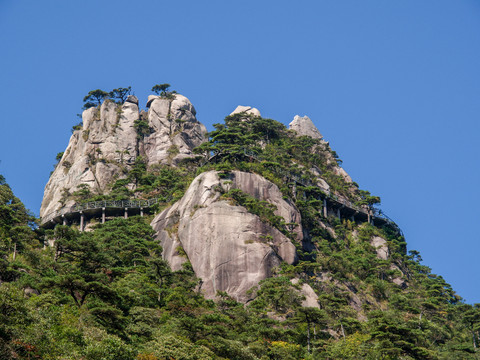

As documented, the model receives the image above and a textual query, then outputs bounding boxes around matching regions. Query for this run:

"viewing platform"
[40,198,162,230]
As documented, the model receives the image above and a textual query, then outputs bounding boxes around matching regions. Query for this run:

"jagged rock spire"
[289,115,323,139]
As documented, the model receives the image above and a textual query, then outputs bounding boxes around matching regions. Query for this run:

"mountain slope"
[0,93,477,359]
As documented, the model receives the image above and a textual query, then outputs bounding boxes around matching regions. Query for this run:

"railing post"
[124,208,128,219]
[140,207,144,217]
[62,215,66,226]
[102,207,105,224]
[80,211,84,232]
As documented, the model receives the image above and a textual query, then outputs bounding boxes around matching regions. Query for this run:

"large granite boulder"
[151,170,301,302]
[142,94,207,166]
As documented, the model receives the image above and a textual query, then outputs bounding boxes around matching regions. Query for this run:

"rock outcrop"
[151,170,301,302]
[230,105,261,117]
[371,236,389,260]
[289,115,323,139]
[291,278,320,308]
[289,114,355,188]
[41,98,139,218]
[142,94,207,166]
[40,94,207,219]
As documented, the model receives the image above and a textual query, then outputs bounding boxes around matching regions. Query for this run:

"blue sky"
[0,1,479,302]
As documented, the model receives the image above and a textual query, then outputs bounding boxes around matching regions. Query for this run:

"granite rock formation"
[151,170,301,302]
[41,98,139,218]
[289,115,323,139]
[230,105,261,117]
[40,94,206,219]
[142,94,207,166]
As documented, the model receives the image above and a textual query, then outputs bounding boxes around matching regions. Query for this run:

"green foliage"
[151,83,176,99]
[83,89,110,109]
[0,111,477,359]
[356,189,381,207]
[134,117,151,140]
[109,86,132,104]
[222,188,291,238]
[72,183,92,202]
[142,334,216,360]
[55,152,64,162]
[71,121,83,132]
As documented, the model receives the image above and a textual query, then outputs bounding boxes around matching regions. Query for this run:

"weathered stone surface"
[309,167,330,192]
[151,170,301,302]
[146,95,160,107]
[230,105,261,117]
[291,279,319,308]
[41,94,206,220]
[371,236,389,260]
[142,94,207,166]
[125,95,138,104]
[40,99,139,218]
[289,115,323,139]
[334,166,353,183]
[392,276,407,288]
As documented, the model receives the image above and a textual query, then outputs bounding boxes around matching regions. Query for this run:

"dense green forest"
[1,113,480,359]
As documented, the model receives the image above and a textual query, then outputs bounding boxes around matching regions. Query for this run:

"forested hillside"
[1,111,479,359]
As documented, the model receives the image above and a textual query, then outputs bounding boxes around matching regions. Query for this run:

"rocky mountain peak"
[230,105,261,117]
[289,115,323,139]
[141,93,206,166]
[40,93,206,219]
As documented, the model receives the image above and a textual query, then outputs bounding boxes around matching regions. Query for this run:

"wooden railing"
[41,198,161,225]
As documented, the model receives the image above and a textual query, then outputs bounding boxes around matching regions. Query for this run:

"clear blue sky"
[1,1,479,302]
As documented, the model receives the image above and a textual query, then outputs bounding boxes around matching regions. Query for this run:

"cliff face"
[142,94,207,166]
[40,94,206,218]
[41,97,139,218]
[151,170,300,302]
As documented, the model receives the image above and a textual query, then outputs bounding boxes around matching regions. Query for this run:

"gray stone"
[146,95,160,107]
[151,170,301,302]
[334,167,353,183]
[40,93,206,220]
[40,99,139,218]
[125,95,138,105]
[24,287,40,297]
[289,115,323,139]
[392,277,407,288]
[142,94,206,166]
[230,105,261,117]
[291,279,319,308]
[371,236,389,260]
